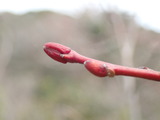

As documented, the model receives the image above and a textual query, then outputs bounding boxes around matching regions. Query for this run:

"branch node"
[106,68,115,77]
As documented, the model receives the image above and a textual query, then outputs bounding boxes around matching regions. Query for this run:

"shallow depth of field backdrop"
[0,8,160,120]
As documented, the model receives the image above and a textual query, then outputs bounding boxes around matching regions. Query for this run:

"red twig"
[43,42,160,81]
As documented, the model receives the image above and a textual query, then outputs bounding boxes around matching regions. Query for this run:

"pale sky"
[0,0,160,32]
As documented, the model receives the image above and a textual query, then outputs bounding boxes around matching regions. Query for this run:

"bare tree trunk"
[108,12,142,120]
[0,33,14,120]
[121,38,142,120]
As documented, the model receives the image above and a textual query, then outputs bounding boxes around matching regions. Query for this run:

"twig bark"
[43,42,160,81]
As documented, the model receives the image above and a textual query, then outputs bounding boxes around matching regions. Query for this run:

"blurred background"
[0,0,160,120]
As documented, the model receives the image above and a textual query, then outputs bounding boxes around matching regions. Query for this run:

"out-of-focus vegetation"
[0,10,160,120]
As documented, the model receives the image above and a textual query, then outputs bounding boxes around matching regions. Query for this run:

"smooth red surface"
[84,60,108,77]
[43,42,71,63]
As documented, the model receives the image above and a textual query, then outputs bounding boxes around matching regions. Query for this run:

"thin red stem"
[115,66,160,81]
[43,42,160,81]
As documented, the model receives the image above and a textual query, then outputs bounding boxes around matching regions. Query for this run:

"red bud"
[84,60,108,77]
[43,42,71,63]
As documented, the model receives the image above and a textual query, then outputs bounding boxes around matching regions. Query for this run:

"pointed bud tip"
[43,45,46,50]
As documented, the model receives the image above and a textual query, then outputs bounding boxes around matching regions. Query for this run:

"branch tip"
[43,42,160,81]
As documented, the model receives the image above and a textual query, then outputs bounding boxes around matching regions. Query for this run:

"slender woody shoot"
[43,42,160,81]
